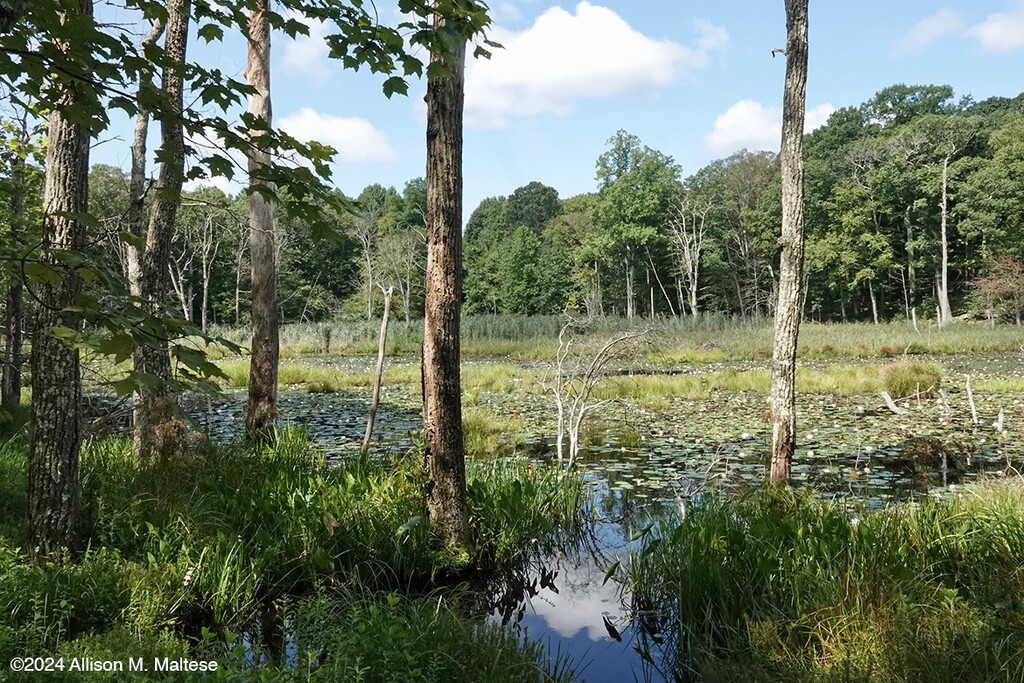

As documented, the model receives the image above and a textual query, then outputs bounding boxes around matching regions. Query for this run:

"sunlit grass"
[206,317,1024,362]
[630,481,1024,682]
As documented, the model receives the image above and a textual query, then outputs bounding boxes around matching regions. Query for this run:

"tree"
[27,0,93,559]
[0,110,43,411]
[594,130,680,318]
[669,188,712,317]
[132,0,190,457]
[422,11,470,548]
[768,0,808,485]
[245,0,278,437]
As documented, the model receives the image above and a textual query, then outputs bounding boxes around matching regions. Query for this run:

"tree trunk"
[133,2,188,457]
[624,252,635,319]
[904,204,916,305]
[868,279,879,324]
[2,161,25,411]
[422,19,469,549]
[362,287,392,457]
[245,0,279,437]
[28,0,93,560]
[768,0,808,486]
[937,155,953,326]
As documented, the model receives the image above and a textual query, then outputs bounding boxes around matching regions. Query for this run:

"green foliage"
[880,359,942,397]
[630,483,1024,681]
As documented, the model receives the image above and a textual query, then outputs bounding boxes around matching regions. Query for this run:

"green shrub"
[880,359,942,397]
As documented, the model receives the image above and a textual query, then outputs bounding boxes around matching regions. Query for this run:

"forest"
[36,85,1024,329]
[1,1,1024,682]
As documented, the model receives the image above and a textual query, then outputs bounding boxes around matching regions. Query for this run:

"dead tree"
[768,0,809,485]
[544,317,647,469]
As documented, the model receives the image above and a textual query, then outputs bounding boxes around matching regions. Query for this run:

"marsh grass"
[271,587,581,682]
[208,318,1024,362]
[0,429,585,677]
[630,483,1024,682]
[880,359,943,398]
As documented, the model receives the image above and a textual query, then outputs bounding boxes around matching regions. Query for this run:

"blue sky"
[93,1,1024,222]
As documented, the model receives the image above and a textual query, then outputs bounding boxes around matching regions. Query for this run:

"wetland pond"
[92,351,1024,681]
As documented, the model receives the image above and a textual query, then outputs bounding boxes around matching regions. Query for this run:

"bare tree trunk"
[904,204,916,305]
[2,159,25,411]
[133,0,189,457]
[768,0,808,485]
[868,279,879,324]
[362,287,392,457]
[422,20,469,548]
[245,0,278,437]
[624,251,635,319]
[937,155,953,326]
[126,18,165,302]
[28,0,92,560]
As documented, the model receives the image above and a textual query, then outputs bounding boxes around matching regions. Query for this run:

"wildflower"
[807,450,814,457]
[948,484,956,491]
[741,432,749,439]
[863,467,871,474]
[183,567,195,588]
[850,518,859,528]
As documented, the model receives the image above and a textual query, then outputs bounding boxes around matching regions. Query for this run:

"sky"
[92,0,1024,223]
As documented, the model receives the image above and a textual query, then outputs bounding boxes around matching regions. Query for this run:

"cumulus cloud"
[465,2,728,128]
[968,2,1024,53]
[703,100,835,154]
[278,108,398,164]
[280,12,332,85]
[895,9,962,55]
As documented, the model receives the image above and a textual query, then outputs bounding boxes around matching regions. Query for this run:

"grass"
[629,482,1024,682]
[0,429,585,680]
[880,359,943,398]
[203,317,1024,363]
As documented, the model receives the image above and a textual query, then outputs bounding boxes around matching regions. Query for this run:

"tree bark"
[28,0,93,559]
[245,0,279,437]
[422,18,469,548]
[937,154,953,326]
[768,0,808,485]
[131,11,179,457]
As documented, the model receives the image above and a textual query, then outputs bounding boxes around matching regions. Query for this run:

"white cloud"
[183,174,239,196]
[465,2,728,128]
[703,100,835,154]
[968,2,1024,53]
[895,9,962,55]
[280,12,332,85]
[278,108,398,164]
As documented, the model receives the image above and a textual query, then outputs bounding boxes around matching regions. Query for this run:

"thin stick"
[361,286,393,458]
[966,374,978,425]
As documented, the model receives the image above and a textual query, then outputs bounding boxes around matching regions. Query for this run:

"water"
[84,352,1024,681]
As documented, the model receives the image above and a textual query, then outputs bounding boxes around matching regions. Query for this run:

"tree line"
[464,85,1024,326]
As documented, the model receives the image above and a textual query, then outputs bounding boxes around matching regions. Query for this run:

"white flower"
[864,446,874,453]
[807,450,814,457]
[948,484,956,491]
[850,518,859,528]
[741,432,750,439]
[863,467,871,474]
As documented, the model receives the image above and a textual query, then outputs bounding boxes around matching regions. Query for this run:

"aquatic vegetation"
[629,482,1024,682]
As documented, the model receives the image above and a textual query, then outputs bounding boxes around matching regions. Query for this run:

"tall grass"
[207,317,1024,361]
[0,429,586,672]
[629,483,1024,682]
